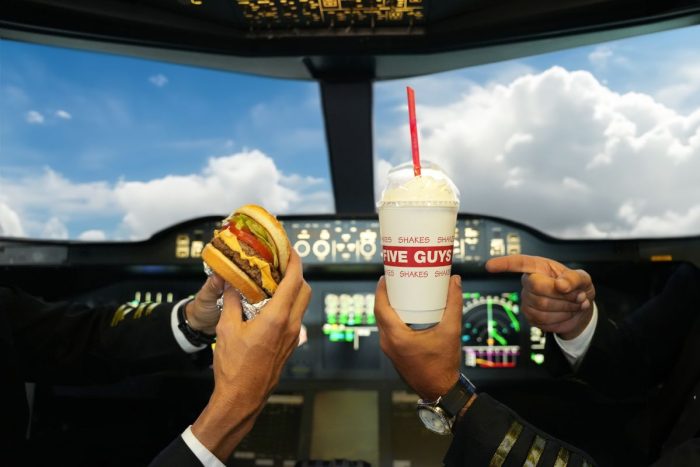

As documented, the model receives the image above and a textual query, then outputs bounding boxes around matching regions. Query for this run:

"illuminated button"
[490,238,505,256]
[294,240,311,258]
[176,235,190,258]
[190,240,204,258]
[325,294,339,305]
[312,240,331,260]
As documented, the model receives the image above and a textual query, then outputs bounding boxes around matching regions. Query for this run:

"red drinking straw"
[406,86,421,176]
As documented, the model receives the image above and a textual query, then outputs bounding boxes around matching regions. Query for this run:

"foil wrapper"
[205,261,269,321]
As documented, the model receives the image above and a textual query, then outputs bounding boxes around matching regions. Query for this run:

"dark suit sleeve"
[544,263,700,399]
[651,439,700,467]
[3,285,207,384]
[149,436,205,467]
[444,393,597,466]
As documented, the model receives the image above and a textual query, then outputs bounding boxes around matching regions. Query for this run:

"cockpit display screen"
[462,291,546,369]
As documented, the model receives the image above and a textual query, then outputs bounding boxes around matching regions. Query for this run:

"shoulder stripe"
[554,447,570,467]
[523,435,546,467]
[489,421,523,467]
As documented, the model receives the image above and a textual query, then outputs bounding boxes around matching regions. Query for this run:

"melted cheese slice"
[219,229,278,294]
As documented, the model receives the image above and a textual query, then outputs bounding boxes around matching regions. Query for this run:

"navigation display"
[462,291,545,369]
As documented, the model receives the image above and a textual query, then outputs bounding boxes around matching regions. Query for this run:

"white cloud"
[655,63,700,111]
[26,110,44,124]
[0,150,332,240]
[0,202,25,237]
[149,74,169,87]
[588,46,614,68]
[377,66,700,238]
[55,109,72,120]
[588,45,630,70]
[42,217,68,239]
[78,229,107,241]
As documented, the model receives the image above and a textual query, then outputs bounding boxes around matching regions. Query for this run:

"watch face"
[417,407,450,435]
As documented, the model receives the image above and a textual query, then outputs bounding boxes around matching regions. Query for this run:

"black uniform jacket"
[0,285,206,466]
[443,263,700,467]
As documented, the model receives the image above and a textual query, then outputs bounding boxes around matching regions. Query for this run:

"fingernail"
[576,292,586,303]
[453,275,462,286]
[581,300,590,310]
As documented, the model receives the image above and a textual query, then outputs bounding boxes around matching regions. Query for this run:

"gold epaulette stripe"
[524,435,546,467]
[554,447,570,467]
[144,302,159,316]
[110,303,133,327]
[489,421,523,467]
[133,302,149,319]
[132,301,160,318]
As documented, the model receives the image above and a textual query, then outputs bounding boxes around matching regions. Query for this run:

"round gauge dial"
[461,293,521,369]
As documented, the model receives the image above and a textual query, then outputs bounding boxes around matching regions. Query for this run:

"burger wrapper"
[203,262,269,321]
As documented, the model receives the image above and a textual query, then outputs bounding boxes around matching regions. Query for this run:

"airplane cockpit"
[2,1,700,466]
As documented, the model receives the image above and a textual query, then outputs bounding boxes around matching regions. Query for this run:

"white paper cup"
[377,161,460,325]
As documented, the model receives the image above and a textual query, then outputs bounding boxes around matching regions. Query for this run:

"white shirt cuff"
[171,298,206,354]
[553,302,598,369]
[181,426,226,467]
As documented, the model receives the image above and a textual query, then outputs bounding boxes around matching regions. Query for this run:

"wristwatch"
[177,298,216,346]
[416,373,476,435]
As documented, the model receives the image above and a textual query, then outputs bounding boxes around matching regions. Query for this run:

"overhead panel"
[229,0,425,30]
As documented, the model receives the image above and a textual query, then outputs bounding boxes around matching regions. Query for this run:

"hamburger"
[201,205,291,303]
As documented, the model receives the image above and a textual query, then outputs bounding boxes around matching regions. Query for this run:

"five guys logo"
[382,246,453,267]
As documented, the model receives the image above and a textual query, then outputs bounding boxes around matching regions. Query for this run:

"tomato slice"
[229,224,274,264]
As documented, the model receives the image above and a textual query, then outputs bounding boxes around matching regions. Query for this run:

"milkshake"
[377,161,460,324]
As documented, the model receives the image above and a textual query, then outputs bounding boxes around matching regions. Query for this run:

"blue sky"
[2,24,700,240]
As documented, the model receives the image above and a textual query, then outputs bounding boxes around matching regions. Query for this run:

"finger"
[438,275,464,330]
[486,255,566,277]
[524,273,582,302]
[555,269,593,295]
[268,249,304,311]
[218,287,243,330]
[523,291,586,314]
[288,281,312,326]
[373,276,407,333]
[199,273,225,301]
[523,307,580,328]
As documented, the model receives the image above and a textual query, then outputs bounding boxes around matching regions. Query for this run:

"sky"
[2,24,700,240]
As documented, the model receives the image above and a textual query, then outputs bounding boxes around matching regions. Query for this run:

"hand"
[485,254,595,340]
[185,274,225,335]
[375,275,463,401]
[191,250,311,461]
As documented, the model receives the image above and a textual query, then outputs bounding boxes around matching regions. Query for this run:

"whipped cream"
[379,175,459,205]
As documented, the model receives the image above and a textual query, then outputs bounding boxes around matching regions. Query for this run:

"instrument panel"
[297,281,546,383]
[279,217,521,265]
[2,212,695,385]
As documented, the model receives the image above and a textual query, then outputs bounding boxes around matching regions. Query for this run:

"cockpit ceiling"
[3,0,700,79]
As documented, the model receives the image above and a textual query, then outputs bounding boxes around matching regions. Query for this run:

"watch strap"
[439,373,476,418]
[177,298,216,346]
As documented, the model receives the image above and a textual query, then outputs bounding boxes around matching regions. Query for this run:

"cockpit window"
[0,40,333,241]
[375,25,700,239]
